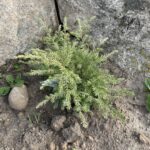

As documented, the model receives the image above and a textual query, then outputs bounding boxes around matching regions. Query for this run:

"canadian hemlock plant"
[17,18,132,127]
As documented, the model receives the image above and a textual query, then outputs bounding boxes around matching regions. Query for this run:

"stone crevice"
[54,0,63,25]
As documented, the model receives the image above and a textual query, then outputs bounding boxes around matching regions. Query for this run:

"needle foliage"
[17,19,132,127]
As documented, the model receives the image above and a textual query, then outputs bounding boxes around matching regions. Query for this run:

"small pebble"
[51,115,66,131]
[49,142,56,150]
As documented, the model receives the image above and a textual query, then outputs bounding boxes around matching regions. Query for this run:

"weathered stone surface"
[8,85,29,110]
[57,0,150,76]
[0,0,58,66]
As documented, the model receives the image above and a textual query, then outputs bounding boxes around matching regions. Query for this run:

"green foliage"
[6,74,24,87]
[145,78,150,112]
[145,78,150,91]
[13,75,24,87]
[17,19,132,127]
[13,63,23,71]
[0,74,24,96]
[6,75,15,86]
[0,87,11,96]
[28,111,41,125]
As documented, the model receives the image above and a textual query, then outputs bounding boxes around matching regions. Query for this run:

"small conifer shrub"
[17,19,132,127]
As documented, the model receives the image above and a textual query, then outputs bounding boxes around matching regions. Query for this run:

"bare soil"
[0,61,150,150]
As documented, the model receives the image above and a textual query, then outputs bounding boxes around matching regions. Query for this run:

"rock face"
[1,0,149,76]
[57,0,150,76]
[0,0,58,66]
[8,85,29,111]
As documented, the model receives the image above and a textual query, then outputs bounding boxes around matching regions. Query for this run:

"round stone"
[8,85,29,111]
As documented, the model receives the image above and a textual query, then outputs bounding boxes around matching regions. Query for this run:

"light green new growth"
[17,18,131,127]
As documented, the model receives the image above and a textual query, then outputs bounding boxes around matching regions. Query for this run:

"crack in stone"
[54,0,62,25]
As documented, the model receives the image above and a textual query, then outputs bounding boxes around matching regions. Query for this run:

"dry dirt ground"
[0,62,150,150]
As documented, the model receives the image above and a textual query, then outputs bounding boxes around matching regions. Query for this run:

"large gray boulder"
[57,0,150,76]
[0,0,58,65]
